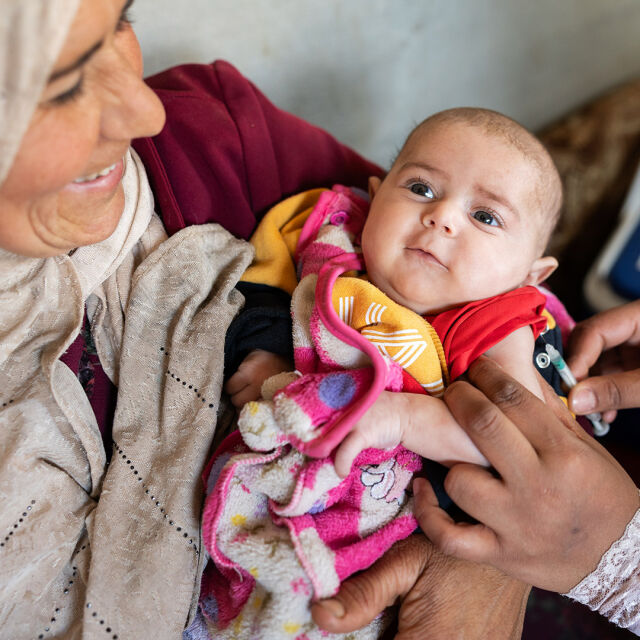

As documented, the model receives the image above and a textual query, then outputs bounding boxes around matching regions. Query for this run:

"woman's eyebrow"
[48,40,103,82]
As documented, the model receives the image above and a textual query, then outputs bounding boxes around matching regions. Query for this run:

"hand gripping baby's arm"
[333,326,540,478]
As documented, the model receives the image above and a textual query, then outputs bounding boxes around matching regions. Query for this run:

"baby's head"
[361,107,562,315]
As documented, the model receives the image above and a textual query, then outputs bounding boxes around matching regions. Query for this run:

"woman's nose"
[421,202,457,235]
[100,34,166,142]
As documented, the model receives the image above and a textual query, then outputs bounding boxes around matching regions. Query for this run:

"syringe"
[544,343,610,436]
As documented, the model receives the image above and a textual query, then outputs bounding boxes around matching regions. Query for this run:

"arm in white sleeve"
[564,498,640,635]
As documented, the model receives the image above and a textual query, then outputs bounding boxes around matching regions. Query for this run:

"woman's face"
[0,0,166,257]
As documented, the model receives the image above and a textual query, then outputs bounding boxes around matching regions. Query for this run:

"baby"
[199,108,564,639]
[227,106,562,473]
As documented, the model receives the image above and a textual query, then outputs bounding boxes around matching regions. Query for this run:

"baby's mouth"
[406,247,447,269]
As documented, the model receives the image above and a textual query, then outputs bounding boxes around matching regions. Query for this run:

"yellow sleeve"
[241,188,327,295]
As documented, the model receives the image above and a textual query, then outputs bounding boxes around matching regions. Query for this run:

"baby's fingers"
[230,386,262,408]
[225,372,260,408]
[224,370,249,396]
[413,477,500,565]
[334,430,369,478]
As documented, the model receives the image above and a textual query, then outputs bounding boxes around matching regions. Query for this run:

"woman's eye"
[49,77,85,105]
[409,182,434,199]
[472,210,499,226]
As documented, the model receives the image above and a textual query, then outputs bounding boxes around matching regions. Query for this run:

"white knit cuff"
[564,498,640,634]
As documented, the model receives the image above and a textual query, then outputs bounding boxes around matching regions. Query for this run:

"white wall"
[134,0,640,166]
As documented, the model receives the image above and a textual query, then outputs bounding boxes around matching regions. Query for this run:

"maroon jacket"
[133,60,382,239]
[63,60,381,441]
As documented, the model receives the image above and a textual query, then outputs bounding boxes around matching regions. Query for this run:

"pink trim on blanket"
[296,252,389,458]
[296,191,337,261]
[295,186,369,263]
[299,243,348,282]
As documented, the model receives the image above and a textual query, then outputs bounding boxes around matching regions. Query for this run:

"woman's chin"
[51,185,126,256]
[75,190,126,247]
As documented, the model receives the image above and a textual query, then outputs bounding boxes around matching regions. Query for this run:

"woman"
[0,1,530,638]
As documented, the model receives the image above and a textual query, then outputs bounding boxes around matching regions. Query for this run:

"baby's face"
[361,121,555,315]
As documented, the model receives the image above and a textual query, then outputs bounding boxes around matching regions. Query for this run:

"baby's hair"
[400,107,563,252]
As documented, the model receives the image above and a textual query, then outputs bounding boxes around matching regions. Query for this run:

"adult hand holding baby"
[568,300,640,423]
[414,355,639,594]
[312,533,529,639]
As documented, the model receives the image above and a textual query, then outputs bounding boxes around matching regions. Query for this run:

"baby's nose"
[421,202,457,234]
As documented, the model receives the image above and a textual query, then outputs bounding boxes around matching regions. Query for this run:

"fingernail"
[571,387,596,413]
[317,599,345,619]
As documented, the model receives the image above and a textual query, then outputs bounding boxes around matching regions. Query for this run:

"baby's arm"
[224,350,292,408]
[333,390,488,477]
[334,326,540,477]
[223,282,294,408]
[483,325,545,400]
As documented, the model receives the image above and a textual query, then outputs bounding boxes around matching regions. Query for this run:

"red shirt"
[400,286,547,394]
[427,286,547,381]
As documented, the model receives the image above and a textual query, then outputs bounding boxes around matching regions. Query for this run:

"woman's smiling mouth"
[72,161,120,183]
[65,157,125,193]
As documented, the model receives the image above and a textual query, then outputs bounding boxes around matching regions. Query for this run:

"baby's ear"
[522,255,558,286]
[368,175,382,200]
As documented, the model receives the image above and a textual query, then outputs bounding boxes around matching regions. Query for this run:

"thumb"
[569,369,640,414]
[333,430,368,478]
[311,535,429,634]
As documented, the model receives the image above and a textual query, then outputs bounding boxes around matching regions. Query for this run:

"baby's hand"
[225,350,292,408]
[333,390,488,478]
[333,391,405,477]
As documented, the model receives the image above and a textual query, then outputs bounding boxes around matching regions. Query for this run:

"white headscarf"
[0,0,80,185]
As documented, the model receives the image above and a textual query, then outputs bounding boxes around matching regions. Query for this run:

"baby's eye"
[408,182,434,199]
[472,210,499,226]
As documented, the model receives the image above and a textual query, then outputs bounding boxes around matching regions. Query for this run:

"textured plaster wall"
[134,0,640,166]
